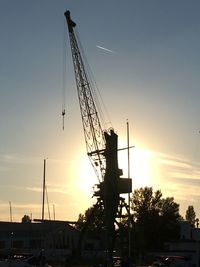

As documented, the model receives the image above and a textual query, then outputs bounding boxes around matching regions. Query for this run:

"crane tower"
[64,10,132,264]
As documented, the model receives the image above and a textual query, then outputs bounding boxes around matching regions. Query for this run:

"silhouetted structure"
[64,10,132,265]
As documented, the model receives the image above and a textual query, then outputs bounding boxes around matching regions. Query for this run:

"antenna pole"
[127,120,131,258]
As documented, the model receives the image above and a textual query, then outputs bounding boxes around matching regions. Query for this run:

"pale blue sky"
[0,1,200,221]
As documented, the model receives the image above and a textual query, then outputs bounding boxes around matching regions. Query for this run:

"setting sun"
[131,148,154,188]
[74,141,156,198]
[118,144,155,190]
[76,154,97,195]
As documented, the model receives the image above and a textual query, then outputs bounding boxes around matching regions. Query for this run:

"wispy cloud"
[158,153,200,180]
[158,156,192,170]
[0,153,40,165]
[147,150,200,213]
[96,45,116,54]
[26,185,72,195]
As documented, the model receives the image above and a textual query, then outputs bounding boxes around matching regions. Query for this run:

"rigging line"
[62,18,67,109]
[45,185,51,220]
[75,29,112,131]
[88,63,111,130]
[83,46,113,129]
[90,72,113,131]
[76,29,106,128]
[62,18,67,130]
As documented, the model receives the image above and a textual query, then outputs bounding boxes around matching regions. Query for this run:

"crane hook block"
[64,10,76,33]
[62,109,66,131]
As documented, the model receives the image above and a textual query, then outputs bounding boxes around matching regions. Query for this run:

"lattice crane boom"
[64,10,105,182]
[64,10,132,264]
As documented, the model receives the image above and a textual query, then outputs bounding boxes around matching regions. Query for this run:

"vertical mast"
[127,120,131,258]
[42,159,46,221]
[9,201,12,222]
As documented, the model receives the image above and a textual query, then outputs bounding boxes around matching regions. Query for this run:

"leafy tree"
[131,187,162,222]
[159,197,181,242]
[195,218,199,228]
[76,187,182,261]
[76,213,85,231]
[131,187,181,252]
[185,205,196,226]
[21,215,31,223]
[76,204,105,240]
[76,204,105,253]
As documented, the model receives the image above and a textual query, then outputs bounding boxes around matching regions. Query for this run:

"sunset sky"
[1,0,200,222]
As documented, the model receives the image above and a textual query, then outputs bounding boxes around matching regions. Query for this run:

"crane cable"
[62,19,67,130]
[45,185,51,220]
[75,28,113,132]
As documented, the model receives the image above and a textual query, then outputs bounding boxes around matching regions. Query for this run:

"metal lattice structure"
[64,10,132,265]
[65,10,105,182]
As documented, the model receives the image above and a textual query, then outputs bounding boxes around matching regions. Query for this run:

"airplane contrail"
[96,45,116,54]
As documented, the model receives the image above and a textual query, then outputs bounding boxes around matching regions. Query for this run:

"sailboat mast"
[42,159,46,221]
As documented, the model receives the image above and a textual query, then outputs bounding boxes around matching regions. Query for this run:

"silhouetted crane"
[64,10,132,265]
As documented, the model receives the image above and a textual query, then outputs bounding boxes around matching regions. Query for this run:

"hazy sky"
[1,0,200,222]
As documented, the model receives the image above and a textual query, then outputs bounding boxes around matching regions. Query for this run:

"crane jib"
[65,10,76,33]
[64,10,132,264]
[64,11,105,180]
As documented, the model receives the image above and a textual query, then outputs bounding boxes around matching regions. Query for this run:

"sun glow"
[118,145,155,190]
[74,144,157,199]
[77,155,97,195]
[131,148,154,188]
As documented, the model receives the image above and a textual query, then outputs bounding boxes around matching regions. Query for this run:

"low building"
[165,221,200,267]
[0,220,79,263]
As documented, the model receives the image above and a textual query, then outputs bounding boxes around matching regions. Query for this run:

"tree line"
[20,187,198,263]
[76,187,199,262]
